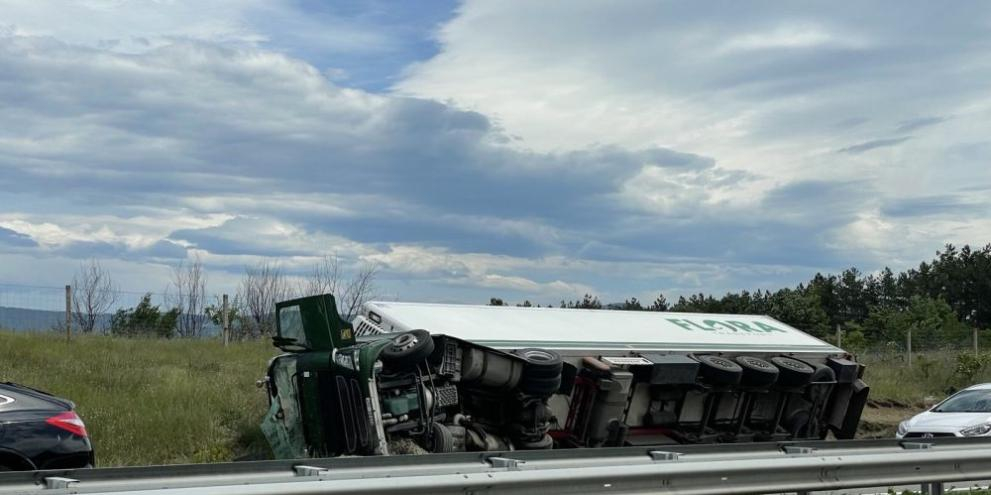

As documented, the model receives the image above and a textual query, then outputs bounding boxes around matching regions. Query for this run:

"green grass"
[861,350,991,406]
[3,330,990,466]
[0,331,277,467]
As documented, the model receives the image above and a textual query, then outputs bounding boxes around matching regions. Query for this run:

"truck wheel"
[512,348,563,379]
[519,375,562,396]
[770,356,815,387]
[380,329,434,370]
[735,356,779,388]
[429,422,456,453]
[810,364,836,383]
[519,433,554,449]
[694,354,743,385]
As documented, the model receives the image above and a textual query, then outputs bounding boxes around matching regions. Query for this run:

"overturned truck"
[260,295,869,459]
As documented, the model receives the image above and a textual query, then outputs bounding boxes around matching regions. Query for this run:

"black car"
[0,382,94,471]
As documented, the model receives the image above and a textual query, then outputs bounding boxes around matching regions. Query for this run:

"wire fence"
[0,283,223,337]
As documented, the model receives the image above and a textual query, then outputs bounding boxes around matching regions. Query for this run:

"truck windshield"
[933,389,991,412]
[279,305,306,347]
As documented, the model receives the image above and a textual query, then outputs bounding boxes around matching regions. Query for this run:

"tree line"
[490,244,991,351]
[67,255,378,340]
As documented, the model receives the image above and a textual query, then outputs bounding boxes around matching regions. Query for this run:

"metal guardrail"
[2,438,991,494]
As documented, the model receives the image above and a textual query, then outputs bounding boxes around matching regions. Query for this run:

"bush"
[110,294,180,338]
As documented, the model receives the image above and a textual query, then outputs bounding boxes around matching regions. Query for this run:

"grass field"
[0,331,276,467]
[3,330,991,466]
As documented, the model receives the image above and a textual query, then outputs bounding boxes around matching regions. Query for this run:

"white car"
[897,384,991,438]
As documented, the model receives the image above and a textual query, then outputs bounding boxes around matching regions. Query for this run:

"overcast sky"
[1,1,989,304]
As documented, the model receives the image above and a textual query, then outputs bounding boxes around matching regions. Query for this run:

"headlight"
[960,423,991,437]
[897,421,909,436]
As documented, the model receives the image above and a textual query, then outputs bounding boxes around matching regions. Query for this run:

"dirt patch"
[857,403,926,439]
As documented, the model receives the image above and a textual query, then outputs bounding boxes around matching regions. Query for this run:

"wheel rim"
[391,333,417,351]
[524,350,555,362]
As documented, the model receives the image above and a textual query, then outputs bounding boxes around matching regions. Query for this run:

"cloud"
[881,194,983,218]
[895,116,948,133]
[1,2,990,304]
[836,136,912,154]
[0,226,36,247]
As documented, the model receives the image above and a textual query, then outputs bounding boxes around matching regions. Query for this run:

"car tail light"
[46,411,88,437]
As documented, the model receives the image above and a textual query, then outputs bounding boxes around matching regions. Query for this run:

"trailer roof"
[361,301,843,355]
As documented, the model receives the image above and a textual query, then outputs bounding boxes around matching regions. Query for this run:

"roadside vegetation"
[5,329,991,465]
[3,244,991,465]
[856,349,991,438]
[0,331,275,467]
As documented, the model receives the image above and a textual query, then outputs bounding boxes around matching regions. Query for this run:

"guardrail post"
[922,481,944,495]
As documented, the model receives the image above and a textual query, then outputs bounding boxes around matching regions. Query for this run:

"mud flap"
[826,379,869,439]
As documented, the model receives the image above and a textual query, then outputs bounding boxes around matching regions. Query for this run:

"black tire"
[512,348,563,379]
[519,375,562,396]
[429,422,455,453]
[735,356,779,388]
[519,433,554,450]
[380,329,434,370]
[810,364,836,383]
[770,356,815,387]
[694,354,743,385]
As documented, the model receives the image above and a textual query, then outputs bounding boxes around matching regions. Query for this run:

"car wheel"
[380,329,434,370]
[695,354,743,385]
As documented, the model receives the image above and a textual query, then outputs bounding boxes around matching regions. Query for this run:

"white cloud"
[1,2,989,306]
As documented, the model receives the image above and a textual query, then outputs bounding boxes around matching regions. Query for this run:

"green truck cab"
[261,294,544,457]
[261,294,386,458]
[261,294,869,459]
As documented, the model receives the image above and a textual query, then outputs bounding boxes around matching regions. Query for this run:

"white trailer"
[352,301,868,448]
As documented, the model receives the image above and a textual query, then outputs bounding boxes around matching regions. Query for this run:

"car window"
[934,389,991,412]
[278,305,307,347]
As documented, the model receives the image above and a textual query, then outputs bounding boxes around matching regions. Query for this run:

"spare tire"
[512,348,563,379]
[735,356,779,388]
[380,329,434,370]
[770,356,815,387]
[694,354,743,385]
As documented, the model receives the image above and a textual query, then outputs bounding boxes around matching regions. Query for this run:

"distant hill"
[0,306,219,335]
[0,306,67,332]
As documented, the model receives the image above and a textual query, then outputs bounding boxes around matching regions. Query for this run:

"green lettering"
[667,318,695,331]
[753,321,787,333]
[687,320,716,331]
[703,320,736,331]
[725,320,759,332]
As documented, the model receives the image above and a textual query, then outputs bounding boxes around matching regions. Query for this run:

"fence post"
[64,284,71,341]
[906,326,912,368]
[974,326,979,354]
[222,293,229,346]
[836,324,842,348]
